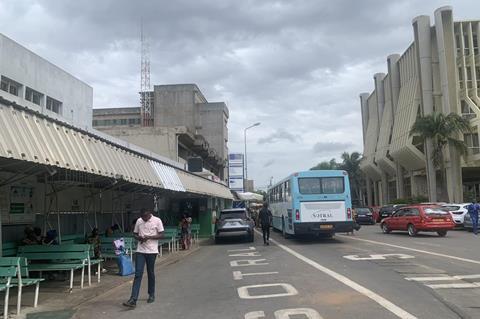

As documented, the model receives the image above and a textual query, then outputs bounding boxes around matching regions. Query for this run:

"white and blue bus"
[267,170,354,237]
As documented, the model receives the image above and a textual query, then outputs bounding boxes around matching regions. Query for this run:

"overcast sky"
[1,0,479,189]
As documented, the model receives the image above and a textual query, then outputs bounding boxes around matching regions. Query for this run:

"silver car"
[215,208,255,244]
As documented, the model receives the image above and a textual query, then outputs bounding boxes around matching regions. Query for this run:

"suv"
[353,207,375,225]
[215,208,255,244]
[378,204,406,222]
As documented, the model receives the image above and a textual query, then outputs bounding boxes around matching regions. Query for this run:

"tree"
[409,112,472,200]
[338,152,364,205]
[310,158,338,170]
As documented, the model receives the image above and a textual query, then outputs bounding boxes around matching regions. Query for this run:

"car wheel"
[437,230,447,237]
[407,224,417,237]
[381,223,390,234]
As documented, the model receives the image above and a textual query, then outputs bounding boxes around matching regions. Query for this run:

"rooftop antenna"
[140,20,153,126]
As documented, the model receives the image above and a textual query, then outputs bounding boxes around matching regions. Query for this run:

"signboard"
[229,153,244,191]
[6,186,35,224]
[300,201,346,223]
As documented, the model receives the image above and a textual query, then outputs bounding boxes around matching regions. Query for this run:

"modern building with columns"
[360,6,480,206]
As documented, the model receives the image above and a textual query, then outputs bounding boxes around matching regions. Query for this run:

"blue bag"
[117,254,135,276]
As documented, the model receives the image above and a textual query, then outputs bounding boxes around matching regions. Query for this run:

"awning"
[0,98,232,199]
[235,192,264,202]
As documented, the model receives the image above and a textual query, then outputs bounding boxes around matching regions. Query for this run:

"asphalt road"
[73,225,480,319]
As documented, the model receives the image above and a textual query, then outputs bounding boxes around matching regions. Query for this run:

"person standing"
[123,209,164,308]
[258,202,273,245]
[468,200,480,235]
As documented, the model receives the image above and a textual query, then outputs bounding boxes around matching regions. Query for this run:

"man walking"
[258,202,273,245]
[468,200,480,235]
[123,209,164,308]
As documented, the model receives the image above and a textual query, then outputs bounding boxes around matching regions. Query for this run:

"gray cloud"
[263,159,275,168]
[1,0,479,189]
[313,142,354,154]
[258,129,301,145]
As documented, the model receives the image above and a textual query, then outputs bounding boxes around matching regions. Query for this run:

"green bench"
[100,237,135,260]
[2,242,18,257]
[60,234,86,244]
[17,244,90,292]
[191,224,200,243]
[0,262,17,318]
[0,257,44,316]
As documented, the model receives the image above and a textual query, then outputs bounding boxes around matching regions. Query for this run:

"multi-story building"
[93,84,229,181]
[360,6,480,205]
[0,33,93,129]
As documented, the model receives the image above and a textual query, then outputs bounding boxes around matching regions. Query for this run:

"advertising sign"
[228,153,244,191]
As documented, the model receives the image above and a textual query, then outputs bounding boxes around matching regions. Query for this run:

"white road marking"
[426,283,478,289]
[337,235,480,265]
[228,247,256,252]
[229,252,262,257]
[343,253,414,261]
[455,274,480,279]
[245,311,265,319]
[237,283,298,299]
[263,235,417,319]
[233,271,279,280]
[230,259,269,267]
[274,308,323,319]
[405,276,454,282]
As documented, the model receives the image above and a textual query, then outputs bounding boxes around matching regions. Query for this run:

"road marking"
[405,276,454,282]
[245,309,323,319]
[229,252,262,257]
[233,271,279,280]
[455,274,480,279]
[264,236,417,319]
[237,283,298,299]
[230,259,269,267]
[228,247,256,252]
[343,253,414,261]
[337,235,480,265]
[426,283,478,289]
[245,311,265,319]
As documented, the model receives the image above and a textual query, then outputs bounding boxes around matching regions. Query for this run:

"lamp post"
[244,122,261,192]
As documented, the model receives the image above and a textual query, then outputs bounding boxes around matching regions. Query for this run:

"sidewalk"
[7,245,201,319]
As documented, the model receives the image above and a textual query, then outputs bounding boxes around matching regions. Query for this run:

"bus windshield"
[298,177,344,194]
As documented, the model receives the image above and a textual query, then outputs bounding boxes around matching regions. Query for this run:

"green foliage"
[310,158,338,170]
[409,112,472,167]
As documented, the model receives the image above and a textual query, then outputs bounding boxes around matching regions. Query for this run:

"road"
[73,225,480,319]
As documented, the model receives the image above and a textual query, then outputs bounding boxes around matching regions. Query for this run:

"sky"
[0,0,479,190]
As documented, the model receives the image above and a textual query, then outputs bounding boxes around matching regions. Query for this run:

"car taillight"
[347,208,352,219]
[295,209,300,221]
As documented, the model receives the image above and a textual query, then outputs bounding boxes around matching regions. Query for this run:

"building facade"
[93,84,229,181]
[0,33,93,129]
[360,6,480,205]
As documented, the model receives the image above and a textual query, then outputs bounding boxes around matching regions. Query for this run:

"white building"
[0,33,93,129]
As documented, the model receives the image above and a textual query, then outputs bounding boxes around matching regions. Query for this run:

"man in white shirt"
[123,209,164,308]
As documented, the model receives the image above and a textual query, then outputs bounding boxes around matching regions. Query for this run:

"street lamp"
[244,122,261,192]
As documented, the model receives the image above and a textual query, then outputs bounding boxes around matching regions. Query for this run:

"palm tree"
[339,152,363,205]
[409,112,472,200]
[310,158,338,170]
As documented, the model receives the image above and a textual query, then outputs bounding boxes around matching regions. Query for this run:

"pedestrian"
[123,209,164,308]
[468,199,480,235]
[180,214,192,250]
[258,202,273,245]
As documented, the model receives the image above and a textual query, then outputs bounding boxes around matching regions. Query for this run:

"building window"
[464,34,470,56]
[458,67,464,89]
[46,96,62,114]
[465,130,480,155]
[1,76,22,97]
[467,66,473,89]
[120,119,127,125]
[461,100,476,119]
[476,67,480,89]
[456,35,461,55]
[474,33,479,55]
[25,87,43,106]
[92,120,98,126]
[104,119,112,126]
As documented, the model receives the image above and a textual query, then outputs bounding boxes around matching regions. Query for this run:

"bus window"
[298,177,344,194]
[321,177,344,194]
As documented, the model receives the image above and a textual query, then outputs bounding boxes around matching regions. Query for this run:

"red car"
[380,205,455,237]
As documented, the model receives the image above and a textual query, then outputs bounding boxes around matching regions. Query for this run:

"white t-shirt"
[134,215,164,254]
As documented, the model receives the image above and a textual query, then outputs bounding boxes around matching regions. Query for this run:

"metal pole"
[244,128,247,192]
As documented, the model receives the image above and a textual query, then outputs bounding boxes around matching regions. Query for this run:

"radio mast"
[140,22,153,126]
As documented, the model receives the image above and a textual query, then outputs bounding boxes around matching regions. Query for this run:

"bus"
[267,170,354,237]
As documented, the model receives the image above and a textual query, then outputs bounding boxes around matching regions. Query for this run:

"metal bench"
[17,244,90,292]
[0,257,44,316]
[0,262,17,318]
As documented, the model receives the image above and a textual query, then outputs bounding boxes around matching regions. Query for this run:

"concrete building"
[360,6,480,205]
[93,84,229,181]
[0,33,93,129]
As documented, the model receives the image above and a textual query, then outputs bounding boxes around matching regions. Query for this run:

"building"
[93,84,229,181]
[0,35,233,246]
[0,33,93,129]
[360,6,480,205]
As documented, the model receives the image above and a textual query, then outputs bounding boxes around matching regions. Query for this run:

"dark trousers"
[470,212,479,235]
[130,253,157,301]
[261,225,270,243]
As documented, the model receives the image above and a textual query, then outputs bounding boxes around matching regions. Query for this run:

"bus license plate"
[320,225,333,229]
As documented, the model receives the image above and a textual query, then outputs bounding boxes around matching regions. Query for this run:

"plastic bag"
[117,254,135,276]
[113,238,125,256]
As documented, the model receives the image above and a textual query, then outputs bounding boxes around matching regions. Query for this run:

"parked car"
[380,205,455,237]
[353,207,375,225]
[441,203,470,227]
[215,208,255,244]
[378,204,406,221]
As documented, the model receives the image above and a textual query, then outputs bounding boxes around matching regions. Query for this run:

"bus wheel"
[282,219,289,239]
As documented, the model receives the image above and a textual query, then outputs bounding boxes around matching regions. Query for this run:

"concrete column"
[360,93,370,145]
[381,173,389,204]
[396,163,405,199]
[413,15,437,202]
[434,6,463,202]
[410,171,418,197]
[374,181,380,206]
[374,73,386,135]
[387,54,401,117]
[366,178,373,206]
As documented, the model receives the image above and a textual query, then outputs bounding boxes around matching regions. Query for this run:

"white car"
[442,203,470,226]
